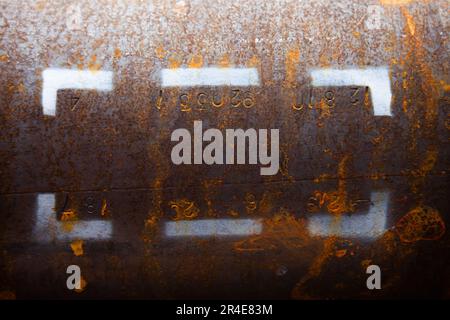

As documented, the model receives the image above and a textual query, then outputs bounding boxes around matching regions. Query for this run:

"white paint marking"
[55,221,113,241]
[307,191,389,239]
[310,67,392,116]
[34,193,112,242]
[161,67,260,87]
[165,218,262,237]
[42,68,113,116]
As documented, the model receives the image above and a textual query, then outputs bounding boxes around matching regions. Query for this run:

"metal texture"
[0,0,449,299]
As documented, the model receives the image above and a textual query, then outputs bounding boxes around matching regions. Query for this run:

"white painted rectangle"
[161,67,260,87]
[310,67,392,116]
[165,218,262,237]
[42,68,113,116]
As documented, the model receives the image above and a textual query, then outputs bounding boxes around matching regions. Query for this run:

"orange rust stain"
[395,206,445,243]
[70,240,84,256]
[227,209,239,217]
[402,98,409,114]
[332,155,356,215]
[203,179,223,217]
[308,156,356,215]
[378,230,399,254]
[218,54,230,68]
[412,147,438,177]
[61,209,77,221]
[402,8,416,36]
[169,199,199,220]
[76,55,85,69]
[371,135,383,145]
[279,145,295,183]
[113,48,122,59]
[419,148,438,174]
[307,190,356,215]
[247,55,260,68]
[259,191,283,215]
[317,98,332,119]
[16,82,25,93]
[313,173,331,183]
[88,55,101,72]
[6,82,25,94]
[291,237,337,299]
[145,215,158,228]
[440,81,450,92]
[75,276,87,293]
[337,155,348,179]
[335,249,347,258]
[101,199,109,217]
[364,87,371,110]
[168,55,182,68]
[361,259,372,269]
[61,209,78,232]
[319,53,330,67]
[155,46,166,59]
[0,54,9,62]
[284,48,300,87]
[234,210,311,252]
[188,54,203,68]
[307,238,337,275]
[399,6,440,143]
[7,83,15,94]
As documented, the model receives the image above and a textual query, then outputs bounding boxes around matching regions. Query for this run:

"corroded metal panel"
[0,0,449,299]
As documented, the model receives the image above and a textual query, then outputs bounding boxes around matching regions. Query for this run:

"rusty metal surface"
[0,0,449,299]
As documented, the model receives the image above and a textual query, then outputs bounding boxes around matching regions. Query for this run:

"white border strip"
[310,67,392,116]
[161,67,260,87]
[34,193,112,242]
[307,191,389,239]
[165,218,262,237]
[42,68,113,116]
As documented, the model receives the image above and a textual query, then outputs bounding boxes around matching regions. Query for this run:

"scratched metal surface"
[0,0,449,299]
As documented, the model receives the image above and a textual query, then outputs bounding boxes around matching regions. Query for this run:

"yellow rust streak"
[88,55,101,72]
[61,209,77,232]
[188,54,203,68]
[291,237,337,299]
[0,54,9,62]
[101,199,109,217]
[218,54,230,68]
[70,240,84,256]
[155,46,165,59]
[169,199,199,220]
[401,8,416,36]
[395,206,445,243]
[113,48,122,59]
[284,49,300,87]
[168,54,182,68]
[247,55,260,68]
